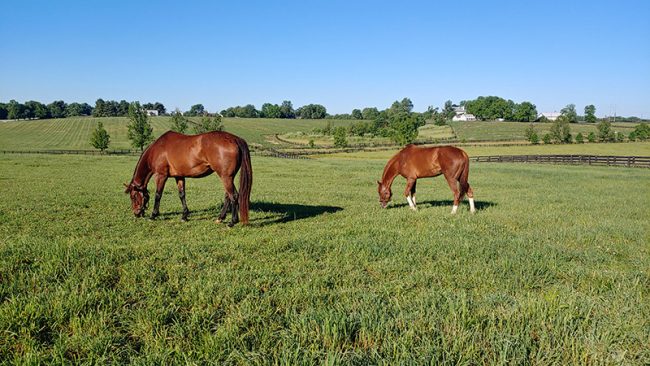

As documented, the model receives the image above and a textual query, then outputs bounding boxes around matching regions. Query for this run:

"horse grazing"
[377,145,475,214]
[125,131,252,226]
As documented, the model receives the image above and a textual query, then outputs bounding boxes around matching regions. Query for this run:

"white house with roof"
[452,106,477,121]
[537,112,561,121]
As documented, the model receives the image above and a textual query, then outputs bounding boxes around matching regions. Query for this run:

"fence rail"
[471,154,650,168]
[2,150,648,167]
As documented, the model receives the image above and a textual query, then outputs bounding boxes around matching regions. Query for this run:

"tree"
[93,99,106,117]
[513,102,537,122]
[153,102,166,115]
[351,109,363,120]
[193,114,223,134]
[90,121,110,153]
[66,102,92,117]
[185,104,205,117]
[587,132,596,143]
[442,100,455,120]
[280,100,295,118]
[297,104,327,119]
[596,120,614,142]
[524,124,537,143]
[560,104,578,123]
[0,103,7,119]
[389,110,425,145]
[575,132,584,144]
[25,100,49,119]
[542,134,552,144]
[127,102,153,151]
[584,105,596,123]
[170,108,188,133]
[261,103,282,118]
[550,117,572,143]
[118,100,130,116]
[7,100,25,120]
[332,126,348,148]
[361,107,379,120]
[47,100,67,119]
[632,123,649,141]
[464,96,516,121]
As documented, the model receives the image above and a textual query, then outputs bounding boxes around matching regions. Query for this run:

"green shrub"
[542,133,552,144]
[587,132,596,143]
[575,132,584,144]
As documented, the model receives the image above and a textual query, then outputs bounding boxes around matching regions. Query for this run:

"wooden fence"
[2,150,648,167]
[471,155,650,168]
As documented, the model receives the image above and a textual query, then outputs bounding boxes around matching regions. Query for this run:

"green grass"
[328,142,650,160]
[1,153,648,364]
[0,117,356,150]
[449,121,636,142]
[278,124,455,147]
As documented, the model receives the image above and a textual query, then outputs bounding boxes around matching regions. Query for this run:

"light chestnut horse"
[125,131,252,226]
[377,144,475,213]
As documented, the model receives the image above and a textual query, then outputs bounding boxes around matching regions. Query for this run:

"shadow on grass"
[249,201,343,227]
[388,199,496,211]
[156,201,343,226]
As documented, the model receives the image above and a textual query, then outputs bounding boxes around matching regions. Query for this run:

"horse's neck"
[381,157,399,187]
[132,150,152,187]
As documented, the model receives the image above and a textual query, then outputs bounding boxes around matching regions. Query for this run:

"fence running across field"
[471,154,650,168]
[1,150,649,167]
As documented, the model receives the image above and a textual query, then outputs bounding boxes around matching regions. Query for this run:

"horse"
[377,144,475,214]
[124,130,252,227]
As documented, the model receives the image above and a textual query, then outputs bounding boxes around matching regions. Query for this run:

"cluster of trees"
[93,99,165,117]
[0,100,93,120]
[461,96,538,122]
[524,119,649,145]
[313,98,425,146]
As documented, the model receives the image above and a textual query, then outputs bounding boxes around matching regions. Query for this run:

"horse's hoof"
[181,217,188,222]
[215,219,223,224]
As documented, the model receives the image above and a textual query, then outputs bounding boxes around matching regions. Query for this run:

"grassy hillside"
[1,153,648,363]
[449,121,636,142]
[0,117,357,150]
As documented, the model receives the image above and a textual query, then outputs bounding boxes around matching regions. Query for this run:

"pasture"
[1,149,649,364]
[0,117,357,150]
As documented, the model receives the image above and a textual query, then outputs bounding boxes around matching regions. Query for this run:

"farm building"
[536,112,561,121]
[145,110,159,116]
[452,106,477,121]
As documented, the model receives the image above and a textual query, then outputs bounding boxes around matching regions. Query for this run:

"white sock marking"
[451,205,458,214]
[469,198,476,213]
[407,195,416,210]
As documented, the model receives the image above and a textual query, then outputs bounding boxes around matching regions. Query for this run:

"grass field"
[0,117,357,150]
[1,152,649,364]
[2,117,642,152]
[449,121,636,142]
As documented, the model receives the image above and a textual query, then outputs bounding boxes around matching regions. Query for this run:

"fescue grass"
[1,153,648,364]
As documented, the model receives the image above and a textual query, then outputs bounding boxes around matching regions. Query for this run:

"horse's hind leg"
[151,175,168,219]
[464,184,476,213]
[216,192,230,223]
[176,178,190,221]
[444,174,461,214]
[218,176,239,227]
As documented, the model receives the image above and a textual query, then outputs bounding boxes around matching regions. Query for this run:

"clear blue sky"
[1,0,649,117]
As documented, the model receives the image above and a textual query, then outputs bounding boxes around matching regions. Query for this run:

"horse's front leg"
[404,178,417,211]
[176,177,189,221]
[150,175,168,219]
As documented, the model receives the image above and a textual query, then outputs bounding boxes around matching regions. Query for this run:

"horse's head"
[377,180,392,208]
[124,182,149,217]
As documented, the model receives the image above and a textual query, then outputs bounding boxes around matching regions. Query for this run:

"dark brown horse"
[125,130,252,226]
[377,145,475,213]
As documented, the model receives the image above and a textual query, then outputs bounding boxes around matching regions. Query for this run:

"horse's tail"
[459,152,471,199]
[236,137,252,224]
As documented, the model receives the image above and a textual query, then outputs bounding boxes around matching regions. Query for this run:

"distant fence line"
[471,154,650,168]
[0,148,311,160]
[2,150,648,167]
